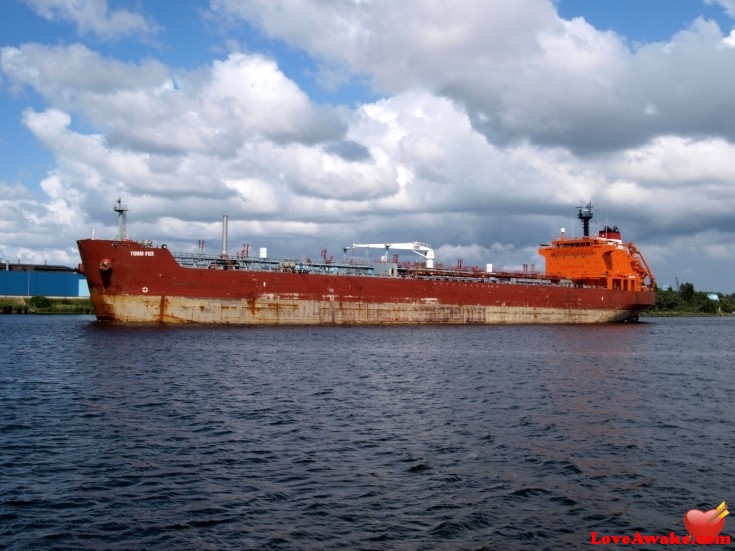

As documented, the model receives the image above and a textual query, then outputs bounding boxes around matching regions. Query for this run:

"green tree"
[28,295,52,309]
[649,282,728,315]
[679,282,695,303]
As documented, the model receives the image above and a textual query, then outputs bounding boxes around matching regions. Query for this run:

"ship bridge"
[538,202,655,291]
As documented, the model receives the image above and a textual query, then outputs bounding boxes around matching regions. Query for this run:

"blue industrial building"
[0,264,89,297]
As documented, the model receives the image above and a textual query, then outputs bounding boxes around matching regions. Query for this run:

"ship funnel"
[221,215,228,258]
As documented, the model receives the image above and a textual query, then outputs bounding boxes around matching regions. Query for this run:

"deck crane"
[351,242,435,269]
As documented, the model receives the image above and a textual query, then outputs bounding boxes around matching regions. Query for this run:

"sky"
[2,0,735,293]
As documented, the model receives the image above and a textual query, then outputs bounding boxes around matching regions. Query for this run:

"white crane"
[352,242,435,268]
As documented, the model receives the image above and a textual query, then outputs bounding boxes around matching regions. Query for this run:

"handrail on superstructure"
[627,242,656,288]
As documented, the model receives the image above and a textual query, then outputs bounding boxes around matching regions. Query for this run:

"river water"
[1,316,732,550]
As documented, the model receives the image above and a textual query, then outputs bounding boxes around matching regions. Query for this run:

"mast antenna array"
[577,202,593,237]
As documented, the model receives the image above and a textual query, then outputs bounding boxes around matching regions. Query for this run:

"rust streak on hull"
[97,293,643,325]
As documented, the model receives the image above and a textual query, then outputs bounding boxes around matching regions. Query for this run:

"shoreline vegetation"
[0,296,93,315]
[642,282,734,317]
[0,282,730,317]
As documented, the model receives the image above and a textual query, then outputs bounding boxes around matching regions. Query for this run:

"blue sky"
[2,0,735,292]
[558,0,733,42]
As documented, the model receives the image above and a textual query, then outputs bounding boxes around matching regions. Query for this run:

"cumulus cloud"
[212,1,735,154]
[1,43,168,102]
[705,0,735,18]
[23,0,159,40]
[1,0,735,287]
[2,45,346,154]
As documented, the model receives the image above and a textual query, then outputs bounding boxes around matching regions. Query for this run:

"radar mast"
[113,198,128,240]
[577,202,593,237]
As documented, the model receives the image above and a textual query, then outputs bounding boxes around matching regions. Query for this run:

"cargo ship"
[76,201,655,324]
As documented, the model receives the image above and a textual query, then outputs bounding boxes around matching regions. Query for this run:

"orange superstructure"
[538,203,655,292]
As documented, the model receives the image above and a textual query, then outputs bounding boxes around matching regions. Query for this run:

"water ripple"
[0,317,733,549]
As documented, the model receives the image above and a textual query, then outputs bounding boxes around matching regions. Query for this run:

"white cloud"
[1,43,168,100]
[213,1,735,155]
[23,0,159,40]
[705,0,735,18]
[1,1,735,288]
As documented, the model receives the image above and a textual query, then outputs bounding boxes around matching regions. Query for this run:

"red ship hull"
[77,239,655,324]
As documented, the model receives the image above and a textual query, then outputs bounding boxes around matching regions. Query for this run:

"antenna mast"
[577,202,593,237]
[113,198,128,240]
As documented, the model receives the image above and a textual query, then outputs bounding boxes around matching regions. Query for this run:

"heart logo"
[684,508,726,539]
